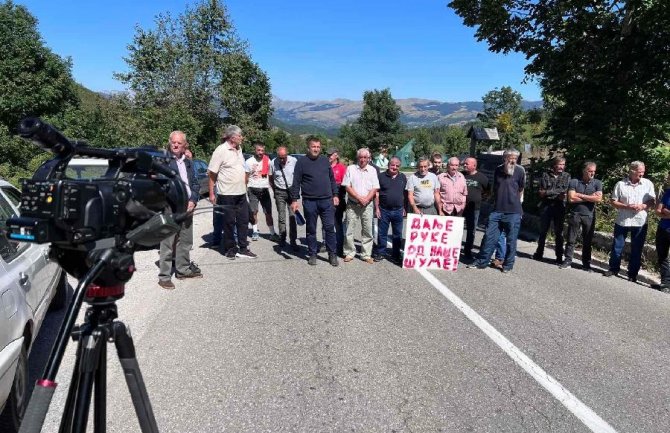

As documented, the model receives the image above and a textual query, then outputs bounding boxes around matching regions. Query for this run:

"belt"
[417,204,434,209]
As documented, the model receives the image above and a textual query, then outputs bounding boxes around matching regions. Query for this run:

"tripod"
[19,249,159,433]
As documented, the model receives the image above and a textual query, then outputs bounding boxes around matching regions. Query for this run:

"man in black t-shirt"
[559,162,603,271]
[462,157,489,259]
[373,156,407,264]
[533,157,571,263]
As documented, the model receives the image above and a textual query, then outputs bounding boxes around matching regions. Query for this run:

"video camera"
[5,117,188,288]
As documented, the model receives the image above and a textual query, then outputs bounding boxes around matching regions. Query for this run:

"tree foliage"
[116,0,272,149]
[0,0,77,183]
[479,86,524,149]
[449,0,670,185]
[347,88,403,153]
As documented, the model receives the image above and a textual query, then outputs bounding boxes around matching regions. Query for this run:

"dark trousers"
[377,207,404,259]
[463,202,480,258]
[304,198,336,256]
[322,186,346,254]
[656,225,670,285]
[213,205,224,245]
[475,212,521,270]
[535,203,566,261]
[609,223,648,278]
[563,212,595,266]
[217,194,249,252]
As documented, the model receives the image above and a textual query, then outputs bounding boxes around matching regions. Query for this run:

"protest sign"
[402,214,464,271]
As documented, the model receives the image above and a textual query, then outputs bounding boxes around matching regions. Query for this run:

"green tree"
[449,0,670,185]
[0,0,77,184]
[480,86,524,149]
[349,88,403,153]
[116,0,272,148]
[411,129,433,161]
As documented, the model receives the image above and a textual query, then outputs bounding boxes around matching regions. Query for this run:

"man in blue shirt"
[467,149,525,273]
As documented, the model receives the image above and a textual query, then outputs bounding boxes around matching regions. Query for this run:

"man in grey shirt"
[269,146,298,249]
[406,156,440,215]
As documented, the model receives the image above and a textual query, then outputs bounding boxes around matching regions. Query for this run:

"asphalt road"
[28,199,670,433]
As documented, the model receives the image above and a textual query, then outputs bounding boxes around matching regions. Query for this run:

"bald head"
[463,157,477,174]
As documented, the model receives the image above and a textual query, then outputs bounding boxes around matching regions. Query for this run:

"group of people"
[156,126,670,294]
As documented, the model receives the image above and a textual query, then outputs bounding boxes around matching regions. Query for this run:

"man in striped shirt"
[605,161,656,282]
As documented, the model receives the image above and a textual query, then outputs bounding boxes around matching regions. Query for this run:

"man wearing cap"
[290,136,340,266]
[342,147,380,263]
[269,146,298,249]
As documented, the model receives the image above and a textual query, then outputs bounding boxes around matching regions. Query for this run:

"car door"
[0,192,52,315]
[193,159,209,196]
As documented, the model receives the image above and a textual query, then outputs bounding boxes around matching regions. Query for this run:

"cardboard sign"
[403,214,464,271]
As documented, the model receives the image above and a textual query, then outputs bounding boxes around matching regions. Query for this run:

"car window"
[194,160,208,174]
[1,185,21,208]
[0,194,27,262]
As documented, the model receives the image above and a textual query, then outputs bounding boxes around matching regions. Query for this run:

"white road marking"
[417,268,618,433]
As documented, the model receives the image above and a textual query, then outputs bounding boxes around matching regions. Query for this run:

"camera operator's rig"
[5,118,189,433]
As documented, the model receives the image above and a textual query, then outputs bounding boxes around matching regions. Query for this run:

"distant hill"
[272,96,543,129]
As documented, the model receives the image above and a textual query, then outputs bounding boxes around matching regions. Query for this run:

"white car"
[0,178,66,432]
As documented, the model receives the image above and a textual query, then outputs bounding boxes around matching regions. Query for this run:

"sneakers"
[603,270,617,277]
[373,254,385,262]
[328,253,339,267]
[308,255,317,266]
[225,249,237,260]
[189,261,201,274]
[501,268,511,274]
[175,269,203,279]
[558,262,571,269]
[466,263,487,269]
[158,280,175,290]
[236,248,257,259]
[251,231,260,241]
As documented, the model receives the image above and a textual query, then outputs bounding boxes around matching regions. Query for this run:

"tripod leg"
[93,341,107,433]
[58,330,86,433]
[70,330,105,433]
[113,322,159,433]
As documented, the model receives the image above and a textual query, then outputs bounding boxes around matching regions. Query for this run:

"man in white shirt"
[245,142,278,241]
[158,131,202,290]
[208,125,257,260]
[269,146,298,249]
[605,161,655,282]
[342,147,380,263]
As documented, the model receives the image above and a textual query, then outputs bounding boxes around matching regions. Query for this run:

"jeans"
[159,215,193,280]
[656,225,670,285]
[609,223,647,278]
[274,189,297,243]
[344,201,374,259]
[463,203,480,258]
[304,198,336,255]
[563,212,595,266]
[495,231,506,261]
[217,194,249,252]
[377,207,404,259]
[535,203,566,261]
[475,212,521,270]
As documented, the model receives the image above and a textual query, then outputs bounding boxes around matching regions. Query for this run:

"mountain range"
[272,96,543,130]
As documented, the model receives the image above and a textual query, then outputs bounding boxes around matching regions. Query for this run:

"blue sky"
[19,0,542,102]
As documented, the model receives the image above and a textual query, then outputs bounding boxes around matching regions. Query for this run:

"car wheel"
[0,346,28,433]
[49,271,67,311]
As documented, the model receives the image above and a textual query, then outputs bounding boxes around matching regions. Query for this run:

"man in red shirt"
[325,147,347,256]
